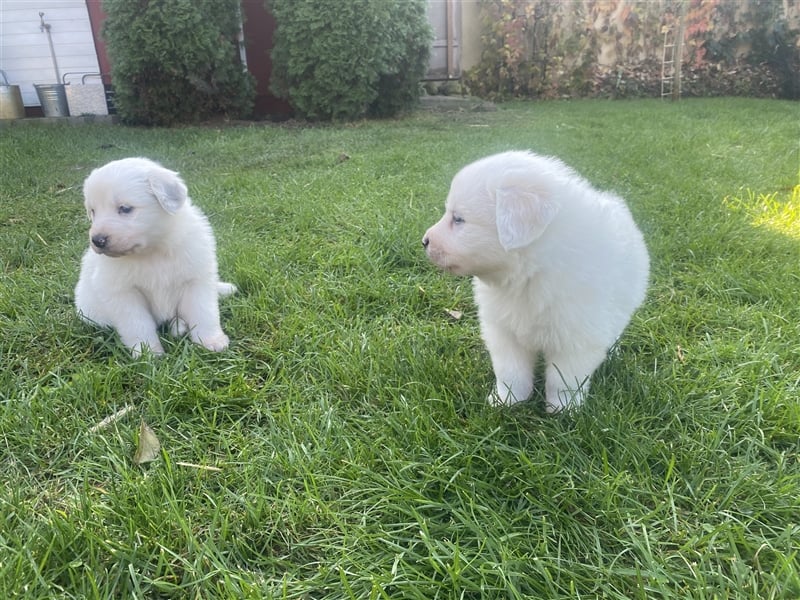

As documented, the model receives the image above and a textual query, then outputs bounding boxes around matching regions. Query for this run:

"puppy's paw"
[169,317,189,337]
[199,333,230,352]
[217,282,237,297]
[487,391,510,407]
[131,341,165,358]
[487,388,522,407]
[544,387,584,414]
[544,399,566,414]
[487,376,534,407]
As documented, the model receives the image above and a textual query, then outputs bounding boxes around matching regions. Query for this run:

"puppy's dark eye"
[118,205,133,215]
[452,214,465,225]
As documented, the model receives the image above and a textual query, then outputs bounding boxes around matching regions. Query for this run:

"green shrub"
[268,0,432,121]
[103,0,255,125]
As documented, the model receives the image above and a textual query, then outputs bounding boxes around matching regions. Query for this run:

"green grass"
[1,97,799,599]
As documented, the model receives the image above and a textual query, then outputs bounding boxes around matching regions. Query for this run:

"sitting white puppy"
[75,157,236,357]
[423,151,649,412]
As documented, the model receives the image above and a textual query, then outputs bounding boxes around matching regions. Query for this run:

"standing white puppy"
[423,151,649,412]
[75,157,236,356]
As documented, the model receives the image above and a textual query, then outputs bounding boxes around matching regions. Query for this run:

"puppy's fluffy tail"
[218,282,237,297]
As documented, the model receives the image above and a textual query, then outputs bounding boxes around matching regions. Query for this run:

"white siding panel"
[1,1,101,107]
[425,0,461,80]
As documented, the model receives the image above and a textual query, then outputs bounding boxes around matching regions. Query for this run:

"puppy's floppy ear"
[147,166,188,214]
[494,170,558,250]
[83,170,98,220]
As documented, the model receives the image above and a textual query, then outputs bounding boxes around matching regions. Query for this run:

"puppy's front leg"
[482,325,534,406]
[178,284,229,352]
[112,294,164,357]
[544,348,606,413]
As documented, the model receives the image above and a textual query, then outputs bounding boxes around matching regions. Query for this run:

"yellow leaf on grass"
[133,420,161,465]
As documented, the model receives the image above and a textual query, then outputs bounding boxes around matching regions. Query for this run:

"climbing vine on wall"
[464,0,799,100]
[463,0,537,99]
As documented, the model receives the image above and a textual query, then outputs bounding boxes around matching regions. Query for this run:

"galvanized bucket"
[0,70,26,119]
[64,73,108,116]
[34,83,70,117]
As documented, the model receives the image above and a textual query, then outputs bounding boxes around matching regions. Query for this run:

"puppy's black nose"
[422,236,429,248]
[92,235,108,249]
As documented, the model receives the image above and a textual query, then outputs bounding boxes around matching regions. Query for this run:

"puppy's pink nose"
[92,235,108,249]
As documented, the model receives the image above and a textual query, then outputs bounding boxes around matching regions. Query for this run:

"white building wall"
[460,0,480,73]
[425,0,481,80]
[0,0,100,107]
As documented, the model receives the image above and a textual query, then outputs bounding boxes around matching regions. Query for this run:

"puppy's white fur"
[75,157,235,356]
[423,151,649,412]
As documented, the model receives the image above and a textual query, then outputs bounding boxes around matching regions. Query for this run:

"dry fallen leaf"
[133,420,161,465]
[446,309,463,320]
[676,345,685,364]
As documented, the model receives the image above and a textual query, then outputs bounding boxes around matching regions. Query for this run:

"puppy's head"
[83,157,188,257]
[422,151,560,278]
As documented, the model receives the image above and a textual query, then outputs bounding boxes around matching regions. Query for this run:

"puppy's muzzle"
[92,234,109,250]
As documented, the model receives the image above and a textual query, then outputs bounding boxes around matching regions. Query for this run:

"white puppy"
[423,151,649,412]
[75,157,236,357]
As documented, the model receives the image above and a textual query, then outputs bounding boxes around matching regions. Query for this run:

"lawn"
[0,98,798,599]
